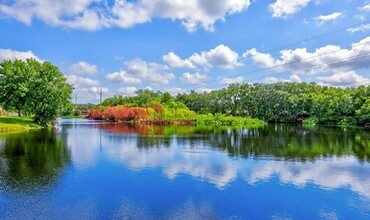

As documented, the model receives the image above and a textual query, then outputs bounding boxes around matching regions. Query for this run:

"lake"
[0,119,370,219]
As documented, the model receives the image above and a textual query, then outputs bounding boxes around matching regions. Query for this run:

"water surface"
[0,119,370,219]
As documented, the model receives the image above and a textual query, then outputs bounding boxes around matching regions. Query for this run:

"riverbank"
[0,116,42,133]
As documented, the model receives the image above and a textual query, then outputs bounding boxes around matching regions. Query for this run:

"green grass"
[0,116,41,133]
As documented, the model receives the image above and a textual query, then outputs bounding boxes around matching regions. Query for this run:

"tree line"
[0,59,73,125]
[101,83,370,126]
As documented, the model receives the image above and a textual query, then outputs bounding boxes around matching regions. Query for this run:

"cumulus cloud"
[163,45,240,70]
[315,12,342,25]
[180,72,208,84]
[189,44,240,69]
[0,0,106,31]
[265,76,279,84]
[162,52,194,69]
[67,74,100,88]
[0,0,251,32]
[117,86,138,96]
[124,59,175,84]
[269,0,311,18]
[0,48,41,62]
[221,76,243,84]
[289,74,302,83]
[105,59,175,85]
[106,71,142,84]
[69,61,98,75]
[317,71,370,87]
[244,36,370,76]
[243,48,277,68]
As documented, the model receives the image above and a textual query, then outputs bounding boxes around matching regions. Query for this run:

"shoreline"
[0,116,42,133]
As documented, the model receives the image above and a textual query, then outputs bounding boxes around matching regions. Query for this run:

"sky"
[1,0,370,103]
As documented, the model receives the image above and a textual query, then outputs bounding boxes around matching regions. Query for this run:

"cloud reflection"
[61,122,370,198]
[101,135,370,198]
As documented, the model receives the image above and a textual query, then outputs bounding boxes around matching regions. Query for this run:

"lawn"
[0,116,41,132]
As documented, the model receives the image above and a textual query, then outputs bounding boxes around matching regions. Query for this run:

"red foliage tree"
[103,107,118,121]
[87,109,104,120]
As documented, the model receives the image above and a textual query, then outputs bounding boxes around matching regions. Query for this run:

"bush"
[339,117,357,127]
[196,113,264,126]
[303,117,319,125]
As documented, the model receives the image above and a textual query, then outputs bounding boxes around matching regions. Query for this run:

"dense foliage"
[87,102,197,124]
[92,90,264,126]
[176,83,370,126]
[0,59,73,125]
[97,83,370,126]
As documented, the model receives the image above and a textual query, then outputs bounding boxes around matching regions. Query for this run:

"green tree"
[0,60,30,116]
[0,59,73,125]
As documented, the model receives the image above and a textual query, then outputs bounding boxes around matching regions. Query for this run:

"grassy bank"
[0,116,41,133]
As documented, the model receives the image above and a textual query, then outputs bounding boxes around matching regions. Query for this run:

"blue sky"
[1,0,370,103]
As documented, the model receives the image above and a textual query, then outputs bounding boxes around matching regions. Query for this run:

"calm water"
[1,119,370,219]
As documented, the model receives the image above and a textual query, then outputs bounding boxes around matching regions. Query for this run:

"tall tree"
[0,60,30,116]
[0,59,73,125]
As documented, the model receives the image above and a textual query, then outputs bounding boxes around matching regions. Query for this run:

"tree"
[0,59,73,126]
[0,60,30,116]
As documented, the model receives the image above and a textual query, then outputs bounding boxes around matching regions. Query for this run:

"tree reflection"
[207,125,370,162]
[0,129,71,192]
[98,123,370,162]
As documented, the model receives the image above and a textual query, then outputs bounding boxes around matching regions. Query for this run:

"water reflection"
[1,120,369,219]
[97,123,370,162]
[67,122,370,197]
[0,129,71,192]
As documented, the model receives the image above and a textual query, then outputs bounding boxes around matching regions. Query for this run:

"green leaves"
[0,59,73,126]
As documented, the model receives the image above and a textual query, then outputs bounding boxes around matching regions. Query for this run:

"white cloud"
[69,61,98,75]
[0,0,106,31]
[195,87,214,93]
[117,86,138,96]
[359,2,370,11]
[289,74,302,83]
[221,76,243,84]
[347,24,370,33]
[180,72,208,84]
[317,71,370,87]
[269,0,311,18]
[0,48,41,62]
[124,59,175,84]
[243,48,277,68]
[189,45,240,69]
[105,71,142,84]
[162,87,184,95]
[164,45,240,70]
[315,12,342,25]
[265,76,279,83]
[162,52,194,68]
[264,74,301,83]
[0,0,251,32]
[67,74,100,88]
[244,36,370,77]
